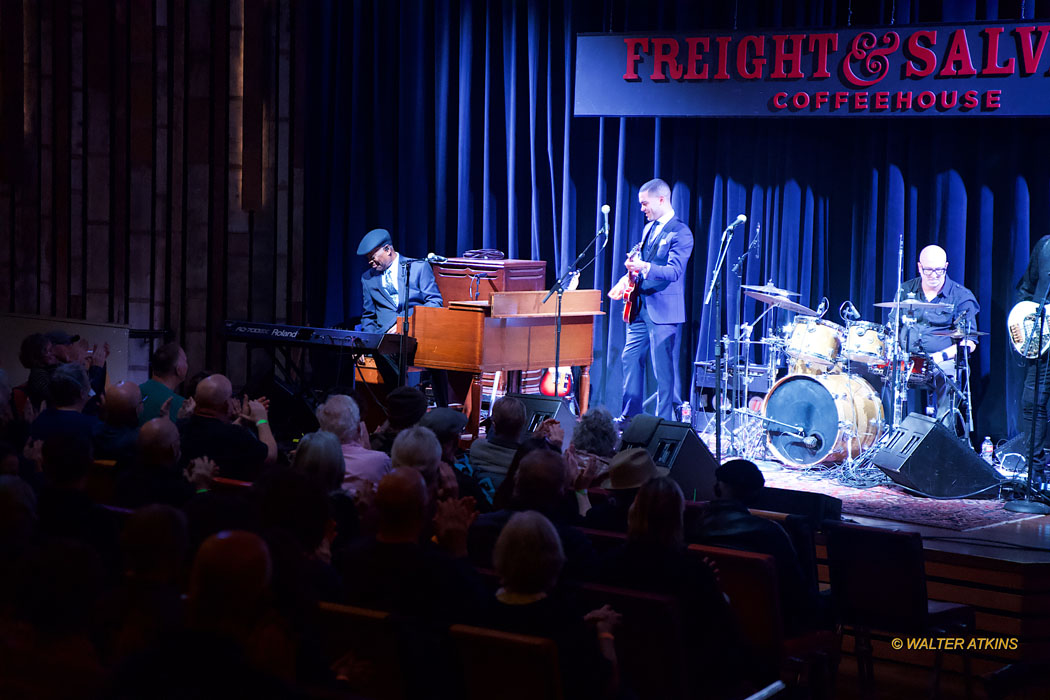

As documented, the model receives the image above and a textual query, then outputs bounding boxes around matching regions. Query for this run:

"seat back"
[450,624,564,700]
[315,602,405,700]
[824,521,929,632]
[687,542,784,662]
[86,459,118,505]
[578,582,687,700]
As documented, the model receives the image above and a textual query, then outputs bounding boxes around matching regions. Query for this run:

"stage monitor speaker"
[620,417,718,501]
[870,413,1003,499]
[506,393,576,448]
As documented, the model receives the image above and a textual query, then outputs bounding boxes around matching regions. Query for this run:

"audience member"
[35,434,121,573]
[18,332,57,411]
[688,458,815,635]
[391,425,457,502]
[315,394,390,495]
[28,362,100,444]
[139,342,189,423]
[468,396,526,483]
[570,406,619,477]
[179,374,277,481]
[291,430,359,552]
[597,477,747,691]
[370,385,428,454]
[470,449,596,576]
[94,380,143,464]
[485,510,620,700]
[47,330,108,397]
[0,474,37,563]
[585,447,667,531]
[115,417,214,508]
[420,407,489,507]
[491,436,556,510]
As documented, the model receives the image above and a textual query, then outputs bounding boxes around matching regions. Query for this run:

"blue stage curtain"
[305,0,1049,439]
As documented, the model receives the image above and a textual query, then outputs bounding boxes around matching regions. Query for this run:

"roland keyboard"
[223,320,414,356]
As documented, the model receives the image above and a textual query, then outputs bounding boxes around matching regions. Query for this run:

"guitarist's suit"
[616,210,694,421]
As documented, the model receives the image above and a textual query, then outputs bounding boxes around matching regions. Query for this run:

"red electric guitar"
[622,241,644,323]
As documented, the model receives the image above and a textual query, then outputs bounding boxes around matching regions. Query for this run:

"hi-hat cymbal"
[873,298,954,311]
[744,290,816,316]
[929,328,989,339]
[741,283,800,297]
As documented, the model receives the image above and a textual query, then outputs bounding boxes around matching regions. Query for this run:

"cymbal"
[741,283,800,297]
[744,290,816,316]
[928,328,989,339]
[873,298,954,311]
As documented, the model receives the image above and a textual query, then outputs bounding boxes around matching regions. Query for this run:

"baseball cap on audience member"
[45,330,81,345]
[419,407,468,442]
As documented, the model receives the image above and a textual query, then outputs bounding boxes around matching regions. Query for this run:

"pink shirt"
[341,442,392,494]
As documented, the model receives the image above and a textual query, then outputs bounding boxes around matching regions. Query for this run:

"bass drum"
[763,373,884,467]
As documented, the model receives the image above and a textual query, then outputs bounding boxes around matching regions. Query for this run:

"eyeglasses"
[919,266,947,278]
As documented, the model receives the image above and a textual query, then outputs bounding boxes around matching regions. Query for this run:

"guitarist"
[608,178,694,423]
[886,244,979,421]
[1017,235,1050,463]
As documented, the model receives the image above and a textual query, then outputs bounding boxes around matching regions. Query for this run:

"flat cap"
[46,330,81,345]
[419,407,469,442]
[357,228,392,256]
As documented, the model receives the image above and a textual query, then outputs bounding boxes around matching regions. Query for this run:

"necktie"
[644,220,661,258]
[384,267,399,309]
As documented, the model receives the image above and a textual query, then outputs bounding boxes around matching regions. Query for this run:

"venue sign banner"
[574,22,1050,117]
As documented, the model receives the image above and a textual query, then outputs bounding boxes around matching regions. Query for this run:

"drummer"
[886,244,979,419]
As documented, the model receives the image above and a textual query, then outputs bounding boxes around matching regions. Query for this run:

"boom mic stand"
[1007,280,1050,515]
[704,216,743,463]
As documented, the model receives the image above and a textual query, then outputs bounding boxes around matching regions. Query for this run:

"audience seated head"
[43,434,93,488]
[188,530,273,640]
[419,407,468,462]
[489,396,526,442]
[292,430,345,492]
[385,386,428,430]
[374,467,428,543]
[121,504,189,585]
[315,394,361,444]
[628,476,685,548]
[492,436,557,509]
[137,417,181,469]
[513,449,567,512]
[0,369,12,424]
[391,425,443,488]
[103,380,143,428]
[48,362,91,410]
[46,330,85,364]
[193,374,235,421]
[150,342,188,383]
[259,468,330,555]
[599,447,666,493]
[714,459,766,505]
[571,406,618,457]
[19,332,55,369]
[493,510,565,595]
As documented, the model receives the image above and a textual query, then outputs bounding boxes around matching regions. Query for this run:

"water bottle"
[981,436,995,465]
[680,402,692,426]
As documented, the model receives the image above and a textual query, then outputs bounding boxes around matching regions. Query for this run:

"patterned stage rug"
[755,462,1044,532]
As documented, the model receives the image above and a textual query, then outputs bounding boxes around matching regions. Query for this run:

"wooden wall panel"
[0,0,304,384]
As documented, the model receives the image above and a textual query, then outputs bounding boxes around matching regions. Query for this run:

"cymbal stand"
[889,226,907,428]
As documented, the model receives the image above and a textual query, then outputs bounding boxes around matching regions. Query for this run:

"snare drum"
[843,321,888,365]
[783,318,845,367]
[763,373,884,467]
[875,355,934,387]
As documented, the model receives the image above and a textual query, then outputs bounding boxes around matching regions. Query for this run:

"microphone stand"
[1007,281,1050,514]
[704,218,740,463]
[396,258,419,386]
[729,229,759,455]
[543,224,608,402]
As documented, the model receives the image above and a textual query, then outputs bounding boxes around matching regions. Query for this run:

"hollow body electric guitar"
[622,241,644,323]
[1008,300,1050,358]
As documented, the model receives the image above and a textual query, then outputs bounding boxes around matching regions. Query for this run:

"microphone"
[803,434,822,450]
[601,204,610,233]
[729,214,747,228]
[426,253,449,263]
[815,297,828,317]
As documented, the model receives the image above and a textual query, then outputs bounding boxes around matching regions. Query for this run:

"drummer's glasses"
[919,265,947,278]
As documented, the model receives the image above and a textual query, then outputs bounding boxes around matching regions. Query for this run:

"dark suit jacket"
[360,257,444,333]
[636,216,694,324]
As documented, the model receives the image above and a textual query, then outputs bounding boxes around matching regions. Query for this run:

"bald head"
[138,417,181,468]
[374,467,428,541]
[918,245,948,292]
[919,245,947,268]
[194,374,233,418]
[188,530,272,637]
[104,381,142,427]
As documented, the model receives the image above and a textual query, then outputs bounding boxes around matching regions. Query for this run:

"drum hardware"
[873,296,955,312]
[743,288,818,317]
[929,328,989,339]
[741,282,800,297]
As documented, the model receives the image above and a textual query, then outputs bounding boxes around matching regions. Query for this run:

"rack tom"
[843,321,888,365]
[783,318,845,368]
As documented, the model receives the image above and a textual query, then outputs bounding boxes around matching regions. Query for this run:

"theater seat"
[450,624,564,700]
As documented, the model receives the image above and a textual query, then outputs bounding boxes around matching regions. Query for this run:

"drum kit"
[704,281,987,470]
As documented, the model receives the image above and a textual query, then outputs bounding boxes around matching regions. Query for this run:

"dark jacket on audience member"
[688,499,815,635]
[93,423,139,465]
[29,407,100,444]
[37,486,121,573]
[582,489,638,532]
[179,415,269,482]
